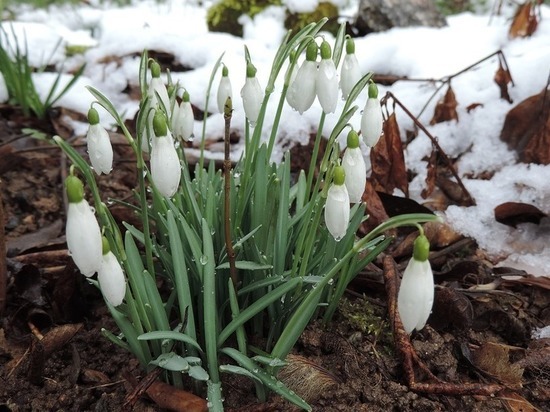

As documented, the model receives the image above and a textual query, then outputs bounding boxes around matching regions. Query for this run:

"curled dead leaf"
[509,1,539,39]
[430,84,459,125]
[494,202,547,228]
[500,87,550,164]
[472,342,524,388]
[145,380,208,412]
[369,112,408,197]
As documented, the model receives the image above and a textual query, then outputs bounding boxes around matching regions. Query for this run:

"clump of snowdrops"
[56,19,439,411]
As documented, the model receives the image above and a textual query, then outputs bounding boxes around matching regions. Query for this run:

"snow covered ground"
[1,0,550,275]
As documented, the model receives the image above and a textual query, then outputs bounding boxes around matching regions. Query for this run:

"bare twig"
[416,50,514,119]
[381,92,476,206]
[223,97,238,287]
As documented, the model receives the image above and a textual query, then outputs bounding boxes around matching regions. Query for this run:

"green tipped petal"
[320,40,331,60]
[153,111,168,137]
[66,175,84,203]
[368,82,379,99]
[246,62,257,78]
[333,165,346,186]
[346,130,360,149]
[306,40,318,62]
[150,61,161,78]
[87,107,100,125]
[345,37,355,55]
[413,234,430,262]
[101,236,111,255]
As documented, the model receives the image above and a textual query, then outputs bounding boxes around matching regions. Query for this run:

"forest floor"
[1,107,549,411]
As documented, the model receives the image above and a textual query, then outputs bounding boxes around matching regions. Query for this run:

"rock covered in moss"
[207,0,282,37]
[284,2,340,36]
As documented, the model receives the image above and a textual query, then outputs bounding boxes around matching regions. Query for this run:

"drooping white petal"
[285,62,298,108]
[87,124,113,175]
[148,77,171,116]
[340,54,361,100]
[324,184,350,241]
[342,147,367,203]
[287,60,317,114]
[66,200,103,277]
[178,101,195,141]
[98,251,126,307]
[361,98,383,147]
[397,258,434,333]
[217,76,233,114]
[240,76,263,126]
[150,133,181,197]
[316,58,339,114]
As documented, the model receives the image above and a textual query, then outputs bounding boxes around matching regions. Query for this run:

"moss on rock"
[284,2,339,37]
[207,0,282,37]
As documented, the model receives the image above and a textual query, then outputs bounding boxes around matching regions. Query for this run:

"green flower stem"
[266,84,288,158]
[305,112,326,199]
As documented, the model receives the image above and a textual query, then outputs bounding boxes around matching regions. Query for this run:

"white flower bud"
[151,132,181,198]
[342,147,366,203]
[66,199,103,277]
[397,235,434,333]
[288,60,317,114]
[324,166,350,241]
[316,41,338,114]
[217,66,233,114]
[287,41,318,114]
[98,250,126,307]
[87,124,113,176]
[171,95,194,142]
[150,110,180,197]
[241,63,263,126]
[361,83,384,147]
[340,53,361,100]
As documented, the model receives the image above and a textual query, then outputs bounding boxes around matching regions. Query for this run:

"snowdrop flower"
[98,237,126,307]
[361,82,384,147]
[171,90,194,142]
[240,62,263,126]
[86,107,113,175]
[142,61,171,153]
[324,166,350,241]
[150,111,181,197]
[316,40,338,114]
[148,60,170,115]
[397,233,434,334]
[217,65,233,114]
[65,174,102,277]
[342,130,367,203]
[285,50,298,108]
[287,41,318,114]
[340,37,362,100]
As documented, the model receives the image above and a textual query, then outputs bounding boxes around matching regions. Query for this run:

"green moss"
[284,2,339,37]
[207,0,282,37]
[338,297,391,341]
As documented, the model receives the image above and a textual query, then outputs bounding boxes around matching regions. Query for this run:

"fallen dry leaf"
[500,389,542,412]
[430,83,459,125]
[500,86,550,164]
[472,342,524,388]
[146,380,208,412]
[494,60,514,103]
[421,147,437,199]
[494,202,547,228]
[508,1,539,39]
[360,181,390,235]
[369,112,408,197]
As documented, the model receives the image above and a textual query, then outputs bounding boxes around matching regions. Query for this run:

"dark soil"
[1,109,549,412]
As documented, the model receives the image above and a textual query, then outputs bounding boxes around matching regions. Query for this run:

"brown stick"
[381,92,476,206]
[223,97,238,287]
[382,255,505,396]
[0,178,6,316]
